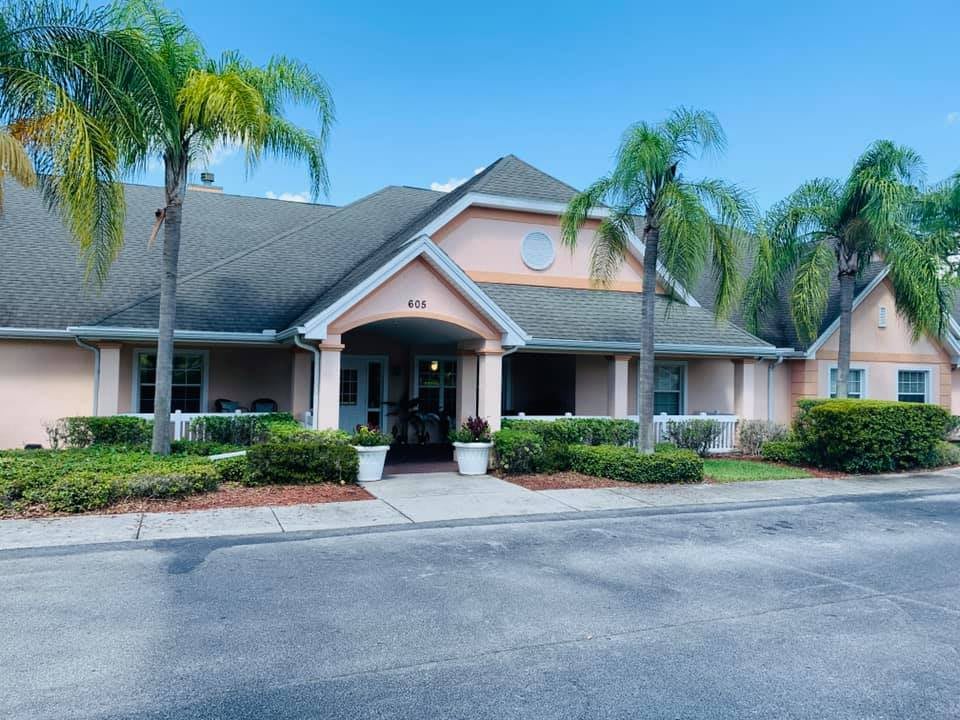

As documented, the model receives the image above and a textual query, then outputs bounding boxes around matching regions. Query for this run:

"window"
[339,368,358,405]
[136,352,204,413]
[416,358,457,417]
[898,370,928,403]
[829,368,864,399]
[653,364,685,415]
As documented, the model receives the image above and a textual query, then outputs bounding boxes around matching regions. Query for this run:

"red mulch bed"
[501,471,642,491]
[2,482,373,520]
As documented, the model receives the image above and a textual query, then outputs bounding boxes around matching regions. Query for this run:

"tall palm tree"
[0,127,36,207]
[0,0,156,275]
[112,0,334,453]
[561,108,752,453]
[744,141,954,399]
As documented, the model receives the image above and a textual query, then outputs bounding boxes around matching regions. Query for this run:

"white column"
[314,341,343,430]
[97,343,121,416]
[477,351,503,431]
[456,352,478,426]
[733,359,757,419]
[607,355,630,419]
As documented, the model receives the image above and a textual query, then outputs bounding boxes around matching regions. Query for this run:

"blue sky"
[139,0,958,210]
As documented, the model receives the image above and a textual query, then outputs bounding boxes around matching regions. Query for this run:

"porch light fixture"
[430,360,439,372]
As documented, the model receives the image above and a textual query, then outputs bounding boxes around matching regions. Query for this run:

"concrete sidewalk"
[2,469,959,551]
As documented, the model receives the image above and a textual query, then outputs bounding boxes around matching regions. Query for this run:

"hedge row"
[760,399,954,473]
[502,417,638,447]
[567,445,703,484]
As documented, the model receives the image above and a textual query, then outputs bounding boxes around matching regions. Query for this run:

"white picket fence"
[124,410,269,441]
[502,412,739,453]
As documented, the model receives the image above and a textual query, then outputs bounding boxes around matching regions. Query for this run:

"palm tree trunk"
[835,270,855,400]
[638,225,659,454]
[150,154,187,454]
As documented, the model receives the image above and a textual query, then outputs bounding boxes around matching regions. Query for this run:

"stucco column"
[477,350,503,431]
[456,352,478,426]
[607,355,631,419]
[96,343,122,416]
[733,359,757,420]
[290,349,313,424]
[314,340,343,430]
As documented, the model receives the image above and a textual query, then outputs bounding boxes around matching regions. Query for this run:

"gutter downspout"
[75,337,100,416]
[768,355,784,421]
[293,335,321,430]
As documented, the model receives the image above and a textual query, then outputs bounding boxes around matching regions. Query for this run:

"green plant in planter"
[350,424,393,447]
[449,417,492,443]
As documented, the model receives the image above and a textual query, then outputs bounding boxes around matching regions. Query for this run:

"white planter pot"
[352,445,390,482]
[452,441,493,475]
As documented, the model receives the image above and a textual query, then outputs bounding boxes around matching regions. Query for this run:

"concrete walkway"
[2,469,959,551]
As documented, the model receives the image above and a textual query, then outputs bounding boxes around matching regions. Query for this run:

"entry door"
[338,357,385,433]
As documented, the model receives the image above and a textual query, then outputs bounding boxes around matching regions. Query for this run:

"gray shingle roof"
[0,181,335,329]
[478,283,773,348]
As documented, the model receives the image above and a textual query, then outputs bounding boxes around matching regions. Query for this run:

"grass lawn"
[703,458,812,483]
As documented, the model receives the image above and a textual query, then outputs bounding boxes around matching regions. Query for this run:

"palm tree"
[0,0,155,275]
[561,108,752,453]
[0,128,36,207]
[112,0,334,453]
[744,141,955,398]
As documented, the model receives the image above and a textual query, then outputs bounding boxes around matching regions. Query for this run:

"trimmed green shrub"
[46,416,152,449]
[493,429,543,474]
[170,440,244,456]
[568,445,703,484]
[534,442,574,473]
[0,448,223,514]
[123,465,219,499]
[760,439,807,465]
[793,399,952,473]
[738,420,789,456]
[245,441,359,485]
[929,441,960,468]
[213,455,249,483]
[190,415,266,446]
[45,472,120,512]
[664,418,722,457]
[502,418,638,447]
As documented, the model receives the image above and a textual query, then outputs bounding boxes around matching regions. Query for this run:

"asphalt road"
[2,492,959,719]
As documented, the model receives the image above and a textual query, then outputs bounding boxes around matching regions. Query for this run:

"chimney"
[188,171,223,193]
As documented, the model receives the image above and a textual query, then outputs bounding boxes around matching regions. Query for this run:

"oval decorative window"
[521,231,555,270]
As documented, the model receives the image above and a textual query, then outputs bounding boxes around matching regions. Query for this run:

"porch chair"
[214,398,245,413]
[250,398,279,413]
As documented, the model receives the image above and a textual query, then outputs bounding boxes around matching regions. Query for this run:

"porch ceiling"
[354,317,480,344]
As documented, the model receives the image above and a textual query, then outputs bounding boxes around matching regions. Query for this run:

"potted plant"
[350,424,393,482]
[449,417,493,475]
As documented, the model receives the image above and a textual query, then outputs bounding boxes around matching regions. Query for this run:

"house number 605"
[408,299,427,309]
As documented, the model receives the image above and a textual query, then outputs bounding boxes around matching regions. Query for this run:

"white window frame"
[132,348,209,413]
[413,355,457,413]
[896,367,931,404]
[339,354,389,429]
[828,366,868,399]
[653,361,688,416]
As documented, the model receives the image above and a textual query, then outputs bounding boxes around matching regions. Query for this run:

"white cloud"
[429,165,487,193]
[430,177,469,193]
[265,190,311,203]
[947,112,960,126]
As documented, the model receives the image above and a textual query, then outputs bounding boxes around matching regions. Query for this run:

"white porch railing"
[652,413,738,453]
[125,410,269,441]
[502,412,739,454]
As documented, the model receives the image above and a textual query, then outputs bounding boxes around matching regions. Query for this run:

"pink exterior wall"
[433,208,666,293]
[329,257,500,340]
[575,355,609,415]
[0,340,94,448]
[207,347,293,411]
[812,279,952,408]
